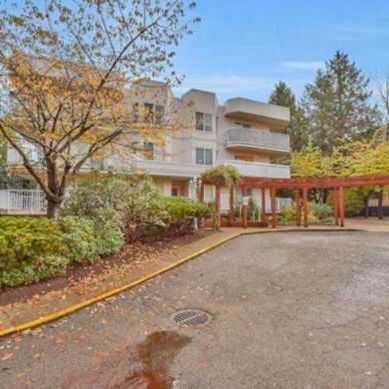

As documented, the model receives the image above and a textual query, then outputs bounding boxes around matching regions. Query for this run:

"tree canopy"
[0,0,199,217]
[300,51,380,153]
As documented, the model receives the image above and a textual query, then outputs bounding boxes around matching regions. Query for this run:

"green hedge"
[161,196,210,235]
[0,217,68,288]
[0,177,210,288]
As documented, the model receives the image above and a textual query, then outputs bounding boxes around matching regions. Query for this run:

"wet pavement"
[1,231,389,388]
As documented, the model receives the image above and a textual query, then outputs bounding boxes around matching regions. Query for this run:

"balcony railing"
[217,159,290,179]
[225,128,290,153]
[0,189,46,214]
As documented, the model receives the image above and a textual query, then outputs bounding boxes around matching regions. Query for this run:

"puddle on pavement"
[111,331,191,389]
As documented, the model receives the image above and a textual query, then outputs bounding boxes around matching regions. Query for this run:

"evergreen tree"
[269,81,296,110]
[268,81,307,151]
[301,51,380,154]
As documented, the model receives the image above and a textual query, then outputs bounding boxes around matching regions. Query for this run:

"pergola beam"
[239,175,389,189]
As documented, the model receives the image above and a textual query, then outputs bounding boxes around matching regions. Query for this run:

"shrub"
[309,202,333,221]
[62,177,125,251]
[62,175,130,219]
[59,216,99,262]
[0,217,65,272]
[161,196,210,234]
[248,197,259,222]
[201,165,240,187]
[0,256,69,288]
[279,205,296,224]
[278,202,333,225]
[0,217,67,288]
[345,188,366,216]
[93,208,124,255]
[122,180,170,242]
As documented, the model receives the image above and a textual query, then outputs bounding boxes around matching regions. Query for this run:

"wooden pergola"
[200,175,389,229]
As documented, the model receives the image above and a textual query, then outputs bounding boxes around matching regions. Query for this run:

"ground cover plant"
[0,175,209,288]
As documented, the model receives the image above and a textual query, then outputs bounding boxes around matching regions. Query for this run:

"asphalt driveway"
[1,231,389,388]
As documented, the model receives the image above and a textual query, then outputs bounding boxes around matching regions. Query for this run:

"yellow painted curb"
[0,227,360,338]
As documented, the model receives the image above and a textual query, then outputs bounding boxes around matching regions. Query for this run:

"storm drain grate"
[171,309,212,327]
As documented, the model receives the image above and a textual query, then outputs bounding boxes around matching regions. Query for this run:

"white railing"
[217,159,290,179]
[225,128,290,153]
[0,190,46,214]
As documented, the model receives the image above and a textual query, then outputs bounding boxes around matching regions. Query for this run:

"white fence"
[0,190,46,214]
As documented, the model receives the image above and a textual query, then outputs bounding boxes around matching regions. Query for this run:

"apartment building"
[1,79,291,214]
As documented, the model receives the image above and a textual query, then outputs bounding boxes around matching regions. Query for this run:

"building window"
[144,103,164,124]
[143,142,155,160]
[196,148,213,165]
[196,112,212,131]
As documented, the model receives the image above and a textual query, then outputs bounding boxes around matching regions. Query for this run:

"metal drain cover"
[171,309,212,327]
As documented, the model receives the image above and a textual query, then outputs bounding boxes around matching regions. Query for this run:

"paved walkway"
[1,219,388,335]
[1,231,389,388]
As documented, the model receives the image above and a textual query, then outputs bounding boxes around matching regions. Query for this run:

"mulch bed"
[0,230,214,307]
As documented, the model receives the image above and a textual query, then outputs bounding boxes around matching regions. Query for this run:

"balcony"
[79,157,204,178]
[224,98,290,128]
[135,159,204,177]
[217,159,290,179]
[225,128,290,154]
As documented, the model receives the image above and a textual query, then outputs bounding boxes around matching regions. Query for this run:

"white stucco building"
[1,80,291,214]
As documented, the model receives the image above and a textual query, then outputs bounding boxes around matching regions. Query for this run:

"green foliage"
[62,176,130,218]
[93,208,125,255]
[0,217,64,272]
[163,196,209,221]
[248,197,259,222]
[269,81,297,111]
[0,217,68,288]
[0,256,69,288]
[121,179,170,241]
[309,202,333,221]
[278,202,333,225]
[59,216,99,262]
[201,165,240,187]
[62,176,126,250]
[268,81,308,151]
[300,51,380,153]
[278,205,296,224]
[344,188,366,216]
[161,196,210,234]
[291,143,333,178]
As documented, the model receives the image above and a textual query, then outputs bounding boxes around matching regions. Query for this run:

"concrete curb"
[0,228,360,338]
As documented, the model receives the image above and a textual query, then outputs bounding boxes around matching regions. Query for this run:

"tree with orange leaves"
[0,0,199,217]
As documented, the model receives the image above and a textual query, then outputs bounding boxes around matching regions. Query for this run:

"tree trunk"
[47,198,61,219]
[378,189,384,220]
[45,158,64,219]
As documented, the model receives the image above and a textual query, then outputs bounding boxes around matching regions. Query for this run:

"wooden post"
[229,186,234,226]
[199,180,205,203]
[261,187,266,224]
[242,185,248,228]
[339,186,345,227]
[378,187,384,220]
[334,187,339,226]
[295,189,301,226]
[303,186,309,228]
[271,186,276,229]
[215,185,221,229]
